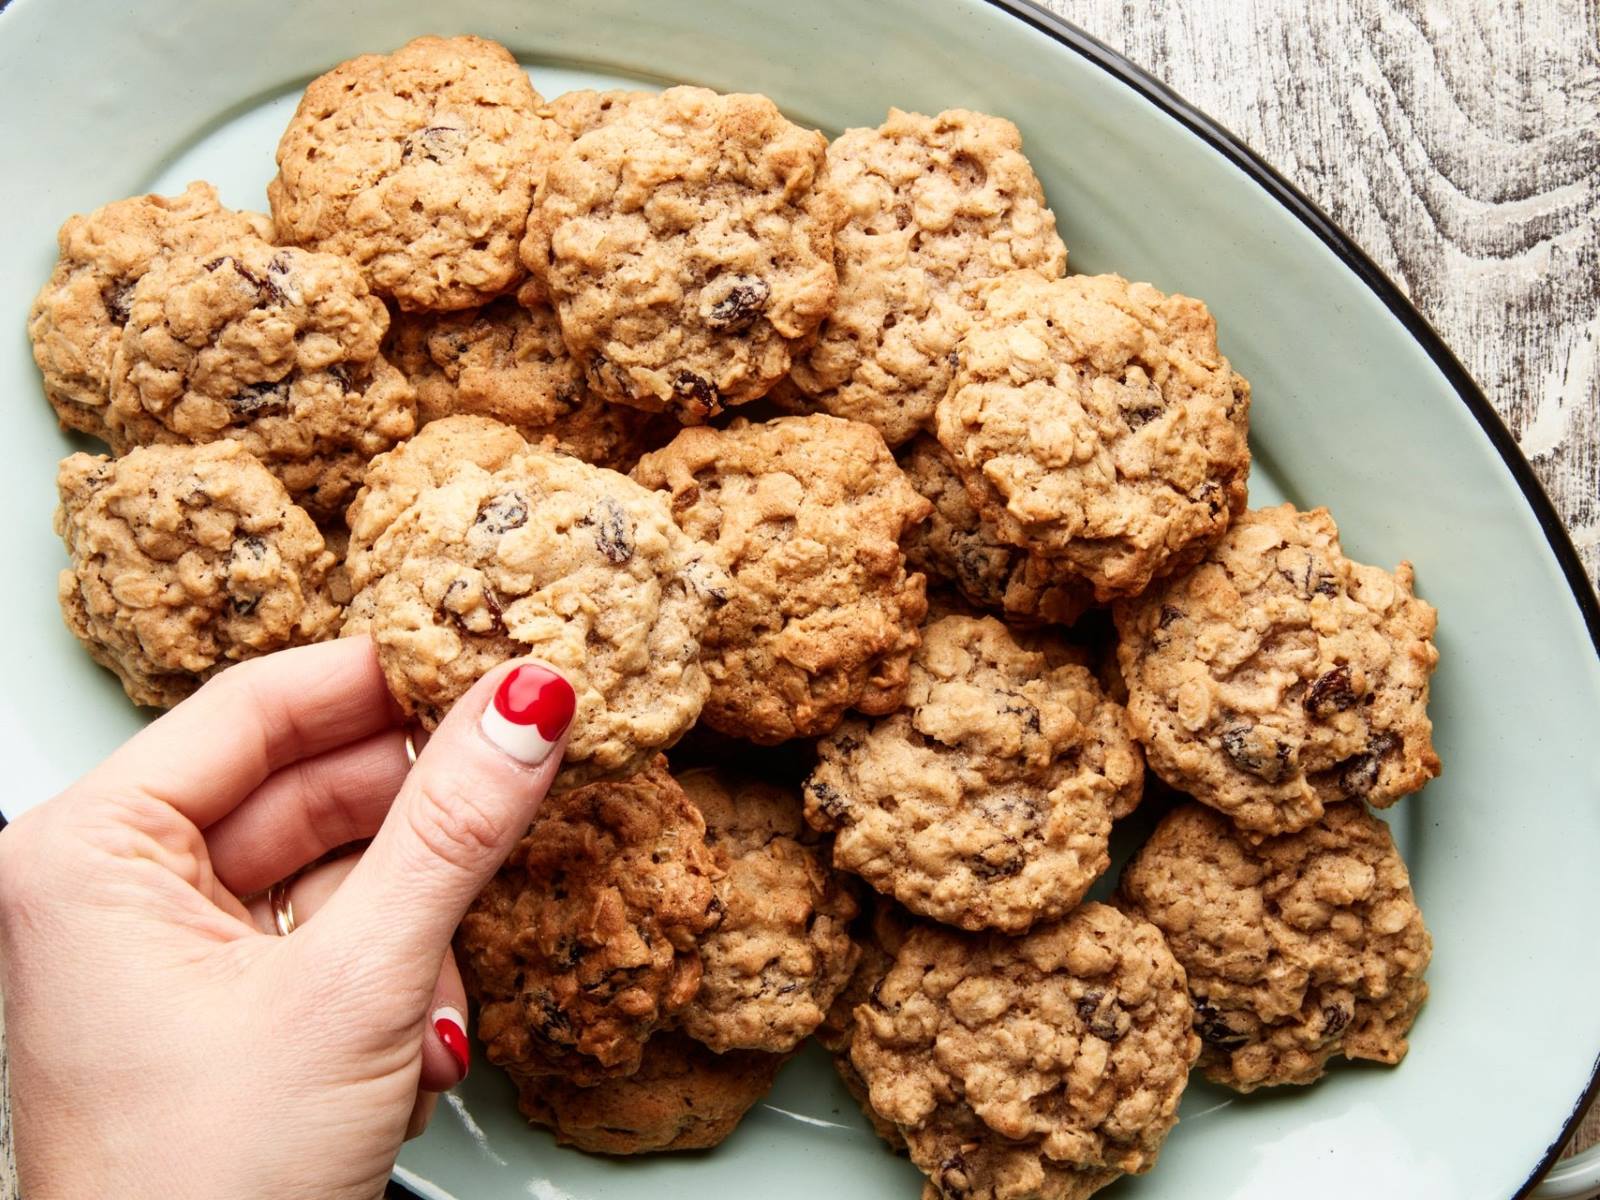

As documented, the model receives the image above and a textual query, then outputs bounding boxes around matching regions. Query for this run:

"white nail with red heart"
[479,663,575,765]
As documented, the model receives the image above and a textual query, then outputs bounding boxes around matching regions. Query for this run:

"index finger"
[82,635,403,828]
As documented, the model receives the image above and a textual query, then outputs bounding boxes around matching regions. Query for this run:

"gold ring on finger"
[267,877,298,937]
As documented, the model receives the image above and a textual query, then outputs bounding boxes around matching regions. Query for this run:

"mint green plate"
[3,2,1598,1197]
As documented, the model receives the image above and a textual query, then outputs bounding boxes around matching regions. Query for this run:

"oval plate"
[1,1,1597,1197]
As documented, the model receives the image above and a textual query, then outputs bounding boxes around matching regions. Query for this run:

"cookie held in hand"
[345,416,727,789]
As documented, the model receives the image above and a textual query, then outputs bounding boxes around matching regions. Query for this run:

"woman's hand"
[0,637,573,1200]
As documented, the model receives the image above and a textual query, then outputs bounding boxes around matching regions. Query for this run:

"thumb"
[308,659,574,992]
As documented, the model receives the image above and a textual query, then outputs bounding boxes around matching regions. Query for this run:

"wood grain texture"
[1,2,1596,1194]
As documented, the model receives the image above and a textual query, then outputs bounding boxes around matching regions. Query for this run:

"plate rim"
[984,1,1600,1194]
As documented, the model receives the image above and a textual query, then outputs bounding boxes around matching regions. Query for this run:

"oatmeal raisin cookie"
[632,414,929,742]
[345,417,727,788]
[457,758,723,1084]
[28,182,273,440]
[778,108,1067,447]
[676,767,859,1052]
[852,903,1197,1197]
[524,86,841,420]
[269,35,552,311]
[805,614,1141,931]
[105,239,415,520]
[55,442,339,707]
[1114,504,1440,835]
[934,271,1250,599]
[1119,801,1431,1090]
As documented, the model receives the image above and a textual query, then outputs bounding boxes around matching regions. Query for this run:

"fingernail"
[432,1005,470,1081]
[479,663,575,765]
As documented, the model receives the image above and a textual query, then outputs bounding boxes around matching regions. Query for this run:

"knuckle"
[201,655,282,714]
[186,660,264,721]
[100,789,177,837]
[199,657,258,700]
[405,774,512,871]
[293,761,353,848]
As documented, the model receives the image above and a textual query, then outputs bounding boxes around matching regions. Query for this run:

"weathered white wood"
[2,2,1596,1193]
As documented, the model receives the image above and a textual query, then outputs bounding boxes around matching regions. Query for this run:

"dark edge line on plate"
[980,0,1600,1196]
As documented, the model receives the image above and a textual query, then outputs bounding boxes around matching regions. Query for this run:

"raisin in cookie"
[901,436,1093,627]
[28,182,273,441]
[386,297,659,469]
[1114,504,1441,836]
[55,442,339,707]
[320,522,355,608]
[676,767,859,1053]
[632,414,930,743]
[523,86,841,421]
[852,903,1198,1197]
[104,239,416,521]
[934,271,1251,599]
[457,758,723,1084]
[1120,802,1431,1091]
[805,614,1141,932]
[514,1032,785,1154]
[269,35,551,312]
[344,417,727,788]
[777,108,1067,447]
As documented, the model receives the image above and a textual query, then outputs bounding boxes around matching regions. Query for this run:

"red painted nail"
[432,1005,470,1082]
[479,663,575,764]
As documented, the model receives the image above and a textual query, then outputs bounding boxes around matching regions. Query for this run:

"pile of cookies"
[31,33,1443,1197]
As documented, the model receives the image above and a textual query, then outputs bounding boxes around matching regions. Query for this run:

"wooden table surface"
[2,0,1597,1192]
